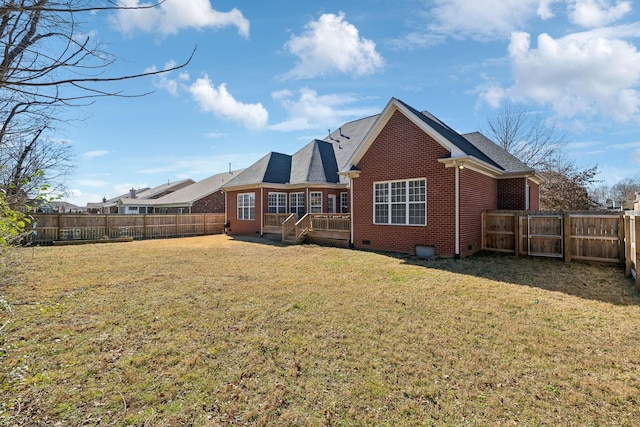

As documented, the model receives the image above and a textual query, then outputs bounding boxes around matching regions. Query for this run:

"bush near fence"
[28,213,226,244]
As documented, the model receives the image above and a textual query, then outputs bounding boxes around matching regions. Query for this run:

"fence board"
[483,211,625,264]
[29,213,225,244]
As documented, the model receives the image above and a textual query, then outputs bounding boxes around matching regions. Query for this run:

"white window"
[340,192,348,213]
[374,179,426,225]
[290,192,305,218]
[268,192,287,214]
[237,193,255,220]
[310,191,323,213]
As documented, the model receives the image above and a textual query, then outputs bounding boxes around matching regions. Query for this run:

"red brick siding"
[459,170,498,258]
[224,187,348,236]
[498,178,528,210]
[352,110,457,257]
[191,191,225,213]
[224,189,261,235]
[527,179,540,210]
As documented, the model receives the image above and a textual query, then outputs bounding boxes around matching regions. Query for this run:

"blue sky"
[61,0,640,206]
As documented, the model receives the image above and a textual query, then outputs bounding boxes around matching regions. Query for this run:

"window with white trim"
[310,191,323,213]
[237,193,255,220]
[374,179,426,225]
[290,192,305,218]
[340,192,348,213]
[268,192,287,213]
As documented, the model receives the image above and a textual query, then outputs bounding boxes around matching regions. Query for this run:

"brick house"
[222,97,542,258]
[87,172,238,214]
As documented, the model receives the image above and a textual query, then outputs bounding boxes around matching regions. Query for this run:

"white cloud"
[282,12,384,79]
[114,0,249,38]
[146,60,183,96]
[482,29,640,121]
[188,76,268,130]
[568,0,632,28]
[427,0,551,41]
[82,150,109,159]
[269,88,379,132]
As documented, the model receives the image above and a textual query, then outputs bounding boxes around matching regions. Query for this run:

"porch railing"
[278,213,350,243]
[309,214,350,232]
[264,213,291,228]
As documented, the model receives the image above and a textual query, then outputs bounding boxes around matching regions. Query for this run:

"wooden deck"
[263,213,350,243]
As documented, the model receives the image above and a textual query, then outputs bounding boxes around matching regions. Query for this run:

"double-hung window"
[310,192,323,213]
[374,179,426,225]
[268,192,287,214]
[237,193,255,220]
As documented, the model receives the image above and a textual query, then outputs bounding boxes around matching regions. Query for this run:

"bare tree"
[485,103,568,170]
[611,177,640,209]
[0,0,194,204]
[485,103,599,210]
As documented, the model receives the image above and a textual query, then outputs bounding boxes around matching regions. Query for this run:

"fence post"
[564,213,572,262]
[514,213,520,257]
[636,217,640,291]
[481,211,486,251]
[625,215,632,277]
[619,214,625,265]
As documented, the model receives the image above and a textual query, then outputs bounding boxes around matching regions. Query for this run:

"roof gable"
[346,98,504,173]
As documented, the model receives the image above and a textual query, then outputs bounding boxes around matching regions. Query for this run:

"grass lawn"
[1,235,639,426]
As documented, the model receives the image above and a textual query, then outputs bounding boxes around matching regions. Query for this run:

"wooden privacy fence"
[483,211,624,262]
[28,213,226,244]
[482,210,640,289]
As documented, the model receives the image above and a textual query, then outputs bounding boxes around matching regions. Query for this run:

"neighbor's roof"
[143,170,243,205]
[134,179,195,200]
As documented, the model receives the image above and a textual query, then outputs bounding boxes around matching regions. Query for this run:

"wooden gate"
[483,211,623,263]
[527,215,563,258]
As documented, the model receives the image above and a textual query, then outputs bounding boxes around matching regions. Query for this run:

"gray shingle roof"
[291,140,339,184]
[395,99,504,170]
[222,152,292,187]
[462,131,535,174]
[222,98,537,190]
[147,171,242,205]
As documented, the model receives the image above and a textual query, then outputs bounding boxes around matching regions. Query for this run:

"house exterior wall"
[459,169,498,258]
[527,179,540,210]
[224,187,349,236]
[351,110,458,257]
[192,191,225,213]
[224,189,261,235]
[497,178,528,210]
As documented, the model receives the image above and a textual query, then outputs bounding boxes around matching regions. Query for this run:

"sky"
[59,0,640,206]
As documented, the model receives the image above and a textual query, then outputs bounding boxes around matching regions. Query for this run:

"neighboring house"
[222,97,543,258]
[123,171,241,214]
[87,179,194,214]
[86,173,240,215]
[38,201,86,214]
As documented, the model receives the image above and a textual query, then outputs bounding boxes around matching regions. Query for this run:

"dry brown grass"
[1,235,639,426]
